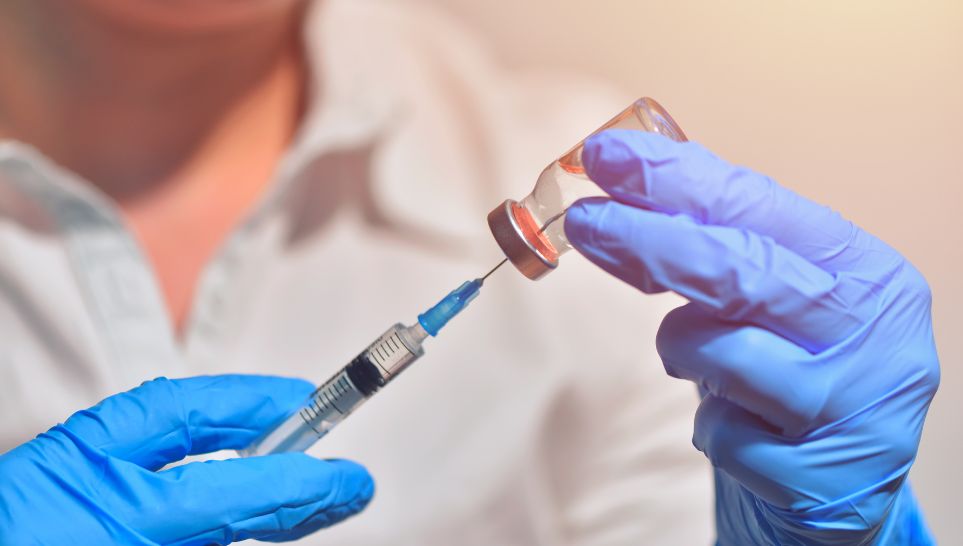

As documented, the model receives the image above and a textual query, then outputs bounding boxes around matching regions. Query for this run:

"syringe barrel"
[239,323,426,457]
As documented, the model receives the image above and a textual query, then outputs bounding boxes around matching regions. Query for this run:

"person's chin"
[71,0,308,34]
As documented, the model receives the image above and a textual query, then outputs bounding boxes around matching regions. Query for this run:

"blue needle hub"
[417,279,483,336]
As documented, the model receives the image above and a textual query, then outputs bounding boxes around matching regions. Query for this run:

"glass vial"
[487,97,687,280]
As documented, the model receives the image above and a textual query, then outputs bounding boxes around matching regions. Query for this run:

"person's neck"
[0,2,308,203]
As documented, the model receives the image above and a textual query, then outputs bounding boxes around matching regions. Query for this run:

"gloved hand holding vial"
[484,96,938,544]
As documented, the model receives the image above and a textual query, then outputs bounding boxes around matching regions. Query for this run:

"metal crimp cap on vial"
[487,199,557,281]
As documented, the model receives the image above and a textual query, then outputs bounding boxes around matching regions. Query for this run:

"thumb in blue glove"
[0,375,374,545]
[565,130,939,545]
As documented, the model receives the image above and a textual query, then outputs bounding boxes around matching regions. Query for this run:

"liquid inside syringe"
[239,265,504,457]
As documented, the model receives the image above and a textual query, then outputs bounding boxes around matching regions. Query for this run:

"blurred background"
[415,0,963,540]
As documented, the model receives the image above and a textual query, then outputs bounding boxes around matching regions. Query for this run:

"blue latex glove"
[0,375,374,545]
[565,130,939,545]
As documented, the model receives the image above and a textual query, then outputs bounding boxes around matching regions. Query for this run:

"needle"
[537,208,569,234]
[478,258,508,284]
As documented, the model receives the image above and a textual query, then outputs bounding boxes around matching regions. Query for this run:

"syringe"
[239,262,505,457]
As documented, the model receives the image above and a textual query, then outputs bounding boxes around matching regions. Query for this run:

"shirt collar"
[271,0,492,253]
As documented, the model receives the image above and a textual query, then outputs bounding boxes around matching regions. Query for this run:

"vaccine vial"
[487,97,687,280]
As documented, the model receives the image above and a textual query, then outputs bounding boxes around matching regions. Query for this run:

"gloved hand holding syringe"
[240,260,507,457]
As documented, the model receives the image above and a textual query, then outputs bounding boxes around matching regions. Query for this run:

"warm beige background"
[418,0,963,540]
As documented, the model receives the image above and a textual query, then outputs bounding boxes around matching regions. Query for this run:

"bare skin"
[0,0,308,332]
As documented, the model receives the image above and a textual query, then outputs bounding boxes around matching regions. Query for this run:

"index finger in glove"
[581,130,901,277]
[63,375,314,470]
[565,200,871,351]
[111,454,374,545]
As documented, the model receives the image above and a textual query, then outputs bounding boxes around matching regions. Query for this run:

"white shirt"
[0,1,712,544]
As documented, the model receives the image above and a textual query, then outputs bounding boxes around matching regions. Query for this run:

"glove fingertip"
[583,130,639,188]
[327,458,377,502]
[563,197,609,249]
[256,465,375,543]
[584,129,683,191]
[285,455,376,508]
